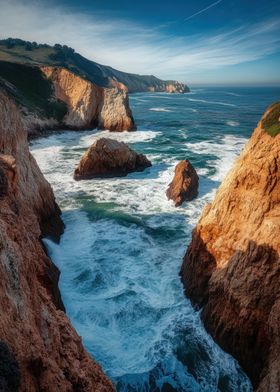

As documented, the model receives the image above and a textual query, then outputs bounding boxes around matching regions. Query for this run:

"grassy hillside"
[0,61,67,120]
[0,38,189,92]
[262,102,280,137]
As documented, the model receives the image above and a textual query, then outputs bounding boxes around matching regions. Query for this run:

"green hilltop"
[0,38,189,93]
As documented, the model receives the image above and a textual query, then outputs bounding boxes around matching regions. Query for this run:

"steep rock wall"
[181,105,280,391]
[0,90,115,391]
[41,67,136,132]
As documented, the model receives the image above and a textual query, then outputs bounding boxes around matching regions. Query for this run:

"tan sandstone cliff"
[41,67,136,132]
[0,90,115,391]
[180,105,280,391]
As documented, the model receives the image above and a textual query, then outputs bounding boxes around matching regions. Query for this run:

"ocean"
[31,87,280,392]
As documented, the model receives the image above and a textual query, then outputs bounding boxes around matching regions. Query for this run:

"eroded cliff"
[0,61,135,136]
[181,103,280,391]
[0,90,115,391]
[41,67,136,132]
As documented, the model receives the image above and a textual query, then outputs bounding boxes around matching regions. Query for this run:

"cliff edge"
[0,90,114,391]
[181,103,280,391]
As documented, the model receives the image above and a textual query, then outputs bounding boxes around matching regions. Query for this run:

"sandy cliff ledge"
[181,104,280,391]
[0,90,114,391]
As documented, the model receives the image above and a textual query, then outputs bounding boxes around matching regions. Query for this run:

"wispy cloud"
[184,0,224,22]
[0,0,279,83]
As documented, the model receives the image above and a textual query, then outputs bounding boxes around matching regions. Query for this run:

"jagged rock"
[0,90,115,391]
[41,66,136,132]
[180,103,280,391]
[166,160,199,206]
[74,138,151,180]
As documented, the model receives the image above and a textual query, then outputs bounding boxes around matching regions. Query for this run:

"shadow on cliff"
[181,232,280,389]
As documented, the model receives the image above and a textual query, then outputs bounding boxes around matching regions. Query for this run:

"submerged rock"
[74,138,152,180]
[166,160,199,206]
[180,102,280,391]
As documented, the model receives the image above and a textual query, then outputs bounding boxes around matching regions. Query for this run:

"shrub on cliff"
[0,61,67,121]
[262,101,280,136]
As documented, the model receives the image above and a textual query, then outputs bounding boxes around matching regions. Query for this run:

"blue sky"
[0,0,279,85]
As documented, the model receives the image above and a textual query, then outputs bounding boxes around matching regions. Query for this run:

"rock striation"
[0,90,115,391]
[74,138,151,180]
[180,104,280,391]
[166,160,199,206]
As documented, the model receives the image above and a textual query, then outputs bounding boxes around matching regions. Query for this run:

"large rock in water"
[180,103,280,391]
[166,160,199,206]
[0,90,114,391]
[74,138,152,180]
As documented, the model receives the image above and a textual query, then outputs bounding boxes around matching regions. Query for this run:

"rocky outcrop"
[74,138,151,180]
[166,160,199,206]
[0,61,135,136]
[180,104,280,391]
[41,66,136,132]
[0,90,115,391]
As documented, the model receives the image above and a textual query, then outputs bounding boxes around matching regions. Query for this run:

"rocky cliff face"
[181,104,280,391]
[0,90,115,391]
[41,67,136,132]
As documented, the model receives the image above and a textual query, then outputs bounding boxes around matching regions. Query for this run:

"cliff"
[181,103,280,391]
[0,38,190,93]
[41,66,135,132]
[0,90,115,391]
[0,61,135,136]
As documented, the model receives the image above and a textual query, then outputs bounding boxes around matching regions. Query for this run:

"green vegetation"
[262,101,280,137]
[0,38,185,92]
[0,61,67,121]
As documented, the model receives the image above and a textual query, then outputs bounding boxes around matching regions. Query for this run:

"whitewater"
[31,86,280,392]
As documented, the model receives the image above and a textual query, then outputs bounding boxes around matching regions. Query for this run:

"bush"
[262,102,280,137]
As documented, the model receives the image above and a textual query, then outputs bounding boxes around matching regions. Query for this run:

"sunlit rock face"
[166,159,199,206]
[74,137,151,180]
[181,104,280,391]
[0,90,115,392]
[41,66,136,132]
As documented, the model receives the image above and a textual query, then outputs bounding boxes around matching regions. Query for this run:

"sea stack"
[180,102,280,391]
[74,138,152,180]
[166,160,199,206]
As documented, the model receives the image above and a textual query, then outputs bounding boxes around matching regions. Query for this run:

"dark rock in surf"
[74,138,152,180]
[166,160,199,206]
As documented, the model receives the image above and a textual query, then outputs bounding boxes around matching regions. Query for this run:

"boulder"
[74,138,152,180]
[166,160,199,206]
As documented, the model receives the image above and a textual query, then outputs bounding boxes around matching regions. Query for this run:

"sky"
[0,0,279,85]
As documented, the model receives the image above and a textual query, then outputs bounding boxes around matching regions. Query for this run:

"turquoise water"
[31,87,279,391]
